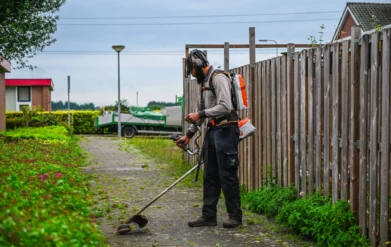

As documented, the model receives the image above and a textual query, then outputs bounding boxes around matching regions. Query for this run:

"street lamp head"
[112,45,125,52]
[258,39,268,42]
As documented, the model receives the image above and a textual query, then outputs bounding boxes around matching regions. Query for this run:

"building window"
[18,87,31,102]
[19,105,30,111]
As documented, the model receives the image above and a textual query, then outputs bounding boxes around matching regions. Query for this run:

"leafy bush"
[276,194,369,246]
[5,117,23,130]
[245,185,296,217]
[6,111,100,134]
[0,127,106,246]
[244,186,369,247]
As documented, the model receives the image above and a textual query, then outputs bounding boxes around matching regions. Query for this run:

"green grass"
[0,127,106,247]
[0,126,71,141]
[126,137,203,188]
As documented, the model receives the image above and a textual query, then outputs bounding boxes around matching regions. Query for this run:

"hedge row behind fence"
[5,111,100,134]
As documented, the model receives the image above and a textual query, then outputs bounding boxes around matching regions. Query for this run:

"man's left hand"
[185,112,200,123]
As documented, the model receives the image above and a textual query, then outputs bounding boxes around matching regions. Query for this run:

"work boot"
[188,216,217,227]
[222,218,242,228]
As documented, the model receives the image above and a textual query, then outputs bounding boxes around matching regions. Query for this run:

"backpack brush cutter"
[117,127,203,234]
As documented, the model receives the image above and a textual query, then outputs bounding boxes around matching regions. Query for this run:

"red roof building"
[5,78,54,112]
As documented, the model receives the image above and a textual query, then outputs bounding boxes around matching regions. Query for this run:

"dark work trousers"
[201,123,242,220]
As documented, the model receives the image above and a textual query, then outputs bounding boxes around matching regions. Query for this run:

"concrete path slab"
[80,136,313,247]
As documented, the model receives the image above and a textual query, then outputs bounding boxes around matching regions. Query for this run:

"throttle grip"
[170,133,186,150]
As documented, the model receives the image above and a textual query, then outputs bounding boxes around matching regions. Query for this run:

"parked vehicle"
[95,102,183,138]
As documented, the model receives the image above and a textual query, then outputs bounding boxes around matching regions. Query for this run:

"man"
[176,49,242,228]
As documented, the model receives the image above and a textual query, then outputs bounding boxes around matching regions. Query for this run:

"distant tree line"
[147,101,178,110]
[52,101,98,111]
[52,100,178,112]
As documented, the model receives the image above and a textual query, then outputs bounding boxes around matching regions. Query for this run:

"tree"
[102,99,131,113]
[0,0,66,70]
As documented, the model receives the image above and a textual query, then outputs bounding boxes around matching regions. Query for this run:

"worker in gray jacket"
[176,49,242,228]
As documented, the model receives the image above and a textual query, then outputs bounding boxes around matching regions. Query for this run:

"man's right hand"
[175,135,190,149]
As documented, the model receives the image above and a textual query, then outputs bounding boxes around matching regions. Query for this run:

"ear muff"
[186,49,209,76]
[193,57,203,68]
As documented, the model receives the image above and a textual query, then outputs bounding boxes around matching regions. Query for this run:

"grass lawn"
[0,126,106,247]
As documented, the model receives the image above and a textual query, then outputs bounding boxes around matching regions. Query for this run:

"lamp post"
[258,39,278,57]
[112,45,125,139]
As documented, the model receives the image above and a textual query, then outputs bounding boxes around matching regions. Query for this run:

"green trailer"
[95,105,182,138]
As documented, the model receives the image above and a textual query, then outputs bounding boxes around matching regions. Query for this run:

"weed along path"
[80,136,313,247]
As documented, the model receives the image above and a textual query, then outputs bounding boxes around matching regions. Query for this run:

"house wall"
[5,87,16,111]
[0,73,5,131]
[32,86,51,111]
[338,13,356,39]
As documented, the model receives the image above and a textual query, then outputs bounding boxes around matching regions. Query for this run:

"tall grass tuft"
[127,137,203,188]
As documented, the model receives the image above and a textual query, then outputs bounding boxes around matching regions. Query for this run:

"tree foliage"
[147,101,178,110]
[0,0,66,70]
[52,101,98,111]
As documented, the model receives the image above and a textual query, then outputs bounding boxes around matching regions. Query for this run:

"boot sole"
[222,222,242,228]
[188,222,217,227]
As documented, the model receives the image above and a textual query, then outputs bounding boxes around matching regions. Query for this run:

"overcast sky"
[6,0,390,107]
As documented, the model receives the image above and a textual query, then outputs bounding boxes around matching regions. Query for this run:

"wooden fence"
[182,26,391,246]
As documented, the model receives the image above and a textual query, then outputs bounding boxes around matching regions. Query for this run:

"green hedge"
[6,111,100,134]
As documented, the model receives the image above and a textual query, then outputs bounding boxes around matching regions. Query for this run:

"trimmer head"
[117,215,148,235]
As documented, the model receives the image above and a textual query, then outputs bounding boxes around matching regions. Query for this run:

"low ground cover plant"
[0,126,106,246]
[244,185,369,247]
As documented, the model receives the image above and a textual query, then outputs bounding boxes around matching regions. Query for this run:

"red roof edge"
[5,79,54,91]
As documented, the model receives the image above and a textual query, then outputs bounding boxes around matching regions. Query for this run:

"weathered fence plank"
[369,32,379,247]
[300,50,308,196]
[281,55,288,186]
[332,43,340,203]
[277,57,282,186]
[380,28,390,247]
[359,34,369,236]
[272,58,277,179]
[349,25,361,218]
[294,52,301,195]
[308,49,314,195]
[323,45,331,196]
[341,40,349,201]
[262,61,267,185]
[287,44,296,186]
[267,60,272,181]
[315,47,323,192]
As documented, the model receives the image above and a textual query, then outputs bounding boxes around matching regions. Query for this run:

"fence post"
[315,47,323,192]
[300,50,307,197]
[332,43,340,203]
[380,28,390,247]
[341,40,349,201]
[224,42,229,71]
[294,52,301,196]
[286,44,296,186]
[249,27,256,189]
[369,32,380,247]
[307,49,314,195]
[359,34,369,236]
[349,25,361,219]
[323,44,331,197]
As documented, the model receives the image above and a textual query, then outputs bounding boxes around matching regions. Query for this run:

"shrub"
[244,186,370,247]
[245,184,296,217]
[5,111,100,134]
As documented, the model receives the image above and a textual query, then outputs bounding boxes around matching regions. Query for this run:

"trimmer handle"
[170,133,187,150]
